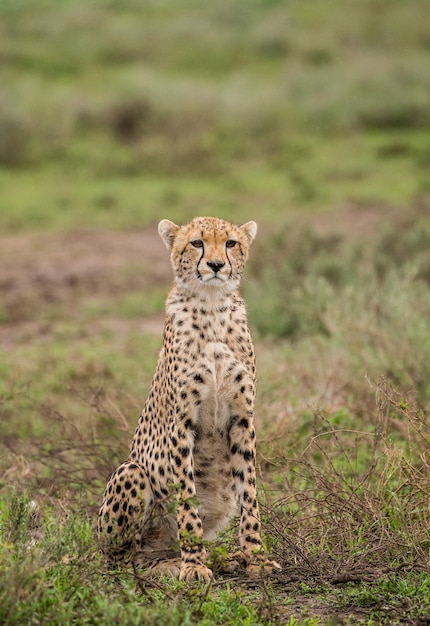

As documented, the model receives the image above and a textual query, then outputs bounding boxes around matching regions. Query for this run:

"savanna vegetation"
[1,1,430,623]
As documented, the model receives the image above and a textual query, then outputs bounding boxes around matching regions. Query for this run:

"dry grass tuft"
[263,377,430,584]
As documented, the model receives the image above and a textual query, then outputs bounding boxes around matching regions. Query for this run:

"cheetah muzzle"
[97,216,281,580]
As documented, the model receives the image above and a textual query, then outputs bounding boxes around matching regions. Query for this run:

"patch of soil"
[308,203,404,242]
[0,226,171,325]
[0,205,406,346]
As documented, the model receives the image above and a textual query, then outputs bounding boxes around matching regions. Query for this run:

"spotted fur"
[97,216,280,580]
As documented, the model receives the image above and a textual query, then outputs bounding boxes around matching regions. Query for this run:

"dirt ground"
[0,204,402,344]
[0,225,171,346]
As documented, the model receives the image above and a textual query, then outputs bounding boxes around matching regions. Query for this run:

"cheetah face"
[158,217,257,293]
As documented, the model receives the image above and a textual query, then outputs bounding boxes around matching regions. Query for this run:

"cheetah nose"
[207,260,225,273]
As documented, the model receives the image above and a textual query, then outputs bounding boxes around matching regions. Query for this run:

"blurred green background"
[2,0,430,232]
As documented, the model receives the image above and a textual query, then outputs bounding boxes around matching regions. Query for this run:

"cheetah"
[97,216,280,581]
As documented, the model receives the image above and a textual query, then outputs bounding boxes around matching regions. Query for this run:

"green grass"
[1,0,430,623]
[333,574,430,623]
[0,493,287,626]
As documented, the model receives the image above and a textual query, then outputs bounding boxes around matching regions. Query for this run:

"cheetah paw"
[179,561,213,582]
[246,557,282,577]
[147,558,182,578]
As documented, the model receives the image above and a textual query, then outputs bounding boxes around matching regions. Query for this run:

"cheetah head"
[158,216,257,293]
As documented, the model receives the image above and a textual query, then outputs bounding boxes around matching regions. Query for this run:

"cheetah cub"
[97,216,280,581]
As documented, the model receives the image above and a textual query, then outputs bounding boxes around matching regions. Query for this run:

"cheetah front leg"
[228,405,281,577]
[169,422,213,581]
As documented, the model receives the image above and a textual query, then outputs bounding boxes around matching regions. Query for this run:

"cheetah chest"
[186,340,252,538]
[163,299,255,537]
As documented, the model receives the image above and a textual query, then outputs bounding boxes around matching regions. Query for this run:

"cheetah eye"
[191,240,203,248]
[226,240,237,248]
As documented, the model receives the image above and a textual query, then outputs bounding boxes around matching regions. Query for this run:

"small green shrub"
[246,209,430,404]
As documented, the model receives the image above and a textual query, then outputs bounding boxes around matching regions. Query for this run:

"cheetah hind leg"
[97,461,157,564]
[97,461,180,569]
[146,557,182,578]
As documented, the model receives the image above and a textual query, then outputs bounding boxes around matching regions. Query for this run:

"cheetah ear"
[240,221,257,244]
[158,219,179,251]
